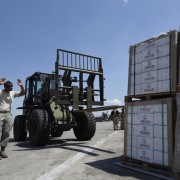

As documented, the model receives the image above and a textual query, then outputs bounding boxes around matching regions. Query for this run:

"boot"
[0,146,8,158]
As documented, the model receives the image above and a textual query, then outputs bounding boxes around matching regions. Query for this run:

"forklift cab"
[24,72,54,107]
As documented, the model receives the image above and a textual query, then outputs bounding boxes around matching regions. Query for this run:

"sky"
[0,0,180,117]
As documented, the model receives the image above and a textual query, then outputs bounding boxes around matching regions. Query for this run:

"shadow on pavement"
[10,137,115,157]
[85,156,162,180]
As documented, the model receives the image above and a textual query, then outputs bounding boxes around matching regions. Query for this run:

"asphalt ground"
[0,121,165,180]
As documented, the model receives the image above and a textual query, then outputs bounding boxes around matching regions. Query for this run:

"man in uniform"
[0,78,25,160]
[110,109,120,130]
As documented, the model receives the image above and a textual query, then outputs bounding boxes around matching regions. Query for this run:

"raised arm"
[15,79,25,97]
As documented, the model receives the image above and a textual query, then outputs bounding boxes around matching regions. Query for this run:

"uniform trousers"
[0,113,13,147]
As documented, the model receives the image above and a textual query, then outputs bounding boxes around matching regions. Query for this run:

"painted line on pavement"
[36,131,119,180]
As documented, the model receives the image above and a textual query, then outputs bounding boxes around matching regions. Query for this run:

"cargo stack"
[123,30,179,174]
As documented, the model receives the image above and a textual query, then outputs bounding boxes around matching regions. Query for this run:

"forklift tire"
[73,112,96,140]
[29,109,49,146]
[13,115,27,141]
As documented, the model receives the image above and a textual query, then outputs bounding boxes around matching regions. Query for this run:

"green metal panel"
[50,101,71,122]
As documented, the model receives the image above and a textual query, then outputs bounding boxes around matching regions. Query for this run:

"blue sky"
[0,0,180,116]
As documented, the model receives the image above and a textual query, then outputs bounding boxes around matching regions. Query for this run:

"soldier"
[110,109,120,130]
[0,78,25,160]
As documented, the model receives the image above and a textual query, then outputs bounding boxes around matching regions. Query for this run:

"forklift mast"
[54,49,104,110]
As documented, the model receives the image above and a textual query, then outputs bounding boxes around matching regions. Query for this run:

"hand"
[0,78,6,84]
[17,79,23,86]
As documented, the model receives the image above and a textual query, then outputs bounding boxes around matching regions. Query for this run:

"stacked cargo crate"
[124,30,179,171]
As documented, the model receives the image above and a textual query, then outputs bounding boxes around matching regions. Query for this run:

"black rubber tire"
[51,130,63,137]
[29,109,49,146]
[73,112,96,140]
[13,115,27,141]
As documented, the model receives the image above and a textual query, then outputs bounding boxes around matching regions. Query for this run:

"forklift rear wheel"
[13,115,27,141]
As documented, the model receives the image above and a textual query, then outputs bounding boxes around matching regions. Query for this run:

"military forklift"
[13,49,106,146]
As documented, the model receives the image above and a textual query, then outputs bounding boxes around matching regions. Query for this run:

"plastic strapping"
[133,46,136,96]
[131,105,133,158]
[162,100,165,165]
[169,33,172,92]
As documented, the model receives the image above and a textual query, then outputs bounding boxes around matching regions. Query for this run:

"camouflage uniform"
[110,110,120,130]
[0,79,25,159]
[0,89,18,149]
[0,113,13,147]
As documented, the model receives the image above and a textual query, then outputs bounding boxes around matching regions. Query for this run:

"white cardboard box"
[153,104,162,112]
[157,56,169,69]
[158,80,170,92]
[135,44,143,53]
[135,63,142,74]
[132,106,138,113]
[137,136,153,150]
[127,113,138,124]
[137,113,154,125]
[158,68,170,81]
[127,145,132,157]
[143,40,158,51]
[127,135,138,147]
[127,124,137,136]
[154,112,167,125]
[138,105,154,114]
[131,74,142,85]
[135,74,142,84]
[128,106,132,114]
[142,48,158,61]
[158,44,169,57]
[128,86,134,95]
[157,36,169,46]
[135,84,142,95]
[154,138,168,152]
[142,70,158,84]
[137,125,153,138]
[142,82,157,94]
[131,52,142,64]
[127,146,137,159]
[131,63,142,74]
[137,148,153,163]
[142,59,157,72]
[154,125,167,139]
[154,151,168,166]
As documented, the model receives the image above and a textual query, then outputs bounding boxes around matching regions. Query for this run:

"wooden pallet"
[172,170,180,179]
[125,92,176,102]
[120,155,172,176]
